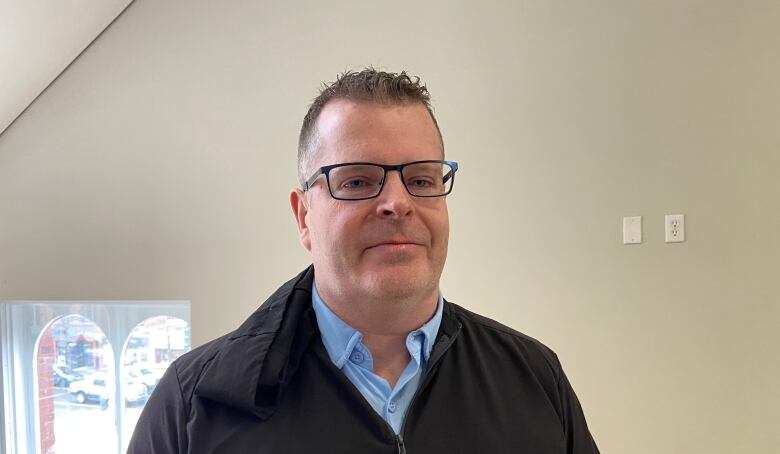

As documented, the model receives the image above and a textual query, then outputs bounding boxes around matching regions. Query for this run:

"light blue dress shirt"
[311,284,444,434]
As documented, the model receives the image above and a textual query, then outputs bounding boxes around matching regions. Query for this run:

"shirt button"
[350,351,364,364]
[388,401,397,413]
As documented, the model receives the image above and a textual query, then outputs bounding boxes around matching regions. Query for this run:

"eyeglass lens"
[328,162,454,199]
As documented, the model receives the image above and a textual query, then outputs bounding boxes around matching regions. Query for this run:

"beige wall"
[1,1,778,452]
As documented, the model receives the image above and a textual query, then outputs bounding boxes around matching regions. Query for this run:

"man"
[128,69,600,453]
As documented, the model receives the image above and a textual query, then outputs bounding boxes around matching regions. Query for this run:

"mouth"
[365,240,424,251]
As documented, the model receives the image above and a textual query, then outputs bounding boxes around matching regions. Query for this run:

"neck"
[315,280,439,336]
[360,333,412,388]
[315,280,439,387]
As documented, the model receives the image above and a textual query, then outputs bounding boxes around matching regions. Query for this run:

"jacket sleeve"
[556,359,601,454]
[126,363,189,454]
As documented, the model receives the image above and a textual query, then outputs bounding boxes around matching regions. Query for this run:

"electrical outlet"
[665,214,685,243]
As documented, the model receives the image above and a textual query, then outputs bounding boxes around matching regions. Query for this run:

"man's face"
[291,100,449,304]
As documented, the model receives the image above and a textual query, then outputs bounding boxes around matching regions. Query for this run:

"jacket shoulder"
[446,301,563,381]
[170,266,315,411]
[443,301,601,453]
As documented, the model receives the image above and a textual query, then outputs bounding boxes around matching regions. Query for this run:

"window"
[1,301,190,454]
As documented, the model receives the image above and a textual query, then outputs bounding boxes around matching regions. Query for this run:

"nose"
[375,170,413,219]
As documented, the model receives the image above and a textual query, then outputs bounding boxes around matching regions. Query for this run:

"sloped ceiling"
[0,0,134,135]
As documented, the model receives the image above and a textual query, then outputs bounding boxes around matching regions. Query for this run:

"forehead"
[313,99,443,166]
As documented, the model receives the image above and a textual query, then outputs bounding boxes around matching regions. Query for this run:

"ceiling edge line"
[0,0,138,140]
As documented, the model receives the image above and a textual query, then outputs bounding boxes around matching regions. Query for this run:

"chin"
[360,266,437,300]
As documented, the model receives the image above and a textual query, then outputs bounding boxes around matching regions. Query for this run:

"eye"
[343,178,368,189]
[340,177,382,191]
[407,177,434,188]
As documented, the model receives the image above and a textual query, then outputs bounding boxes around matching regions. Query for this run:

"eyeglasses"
[303,160,458,201]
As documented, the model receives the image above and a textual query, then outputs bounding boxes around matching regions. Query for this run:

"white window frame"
[0,301,190,454]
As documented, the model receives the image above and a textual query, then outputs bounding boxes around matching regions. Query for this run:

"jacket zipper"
[396,434,407,454]
[395,323,462,453]
[322,315,462,453]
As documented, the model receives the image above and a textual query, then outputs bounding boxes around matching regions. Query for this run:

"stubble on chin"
[357,265,440,304]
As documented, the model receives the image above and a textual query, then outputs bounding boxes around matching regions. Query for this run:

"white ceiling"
[0,0,134,135]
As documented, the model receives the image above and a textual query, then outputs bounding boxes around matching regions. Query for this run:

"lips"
[367,240,422,248]
[365,238,425,250]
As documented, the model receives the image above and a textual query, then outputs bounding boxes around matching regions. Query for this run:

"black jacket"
[128,267,600,453]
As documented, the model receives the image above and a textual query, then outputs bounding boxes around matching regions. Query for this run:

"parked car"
[52,365,82,388]
[68,375,110,409]
[127,367,162,392]
[124,380,148,405]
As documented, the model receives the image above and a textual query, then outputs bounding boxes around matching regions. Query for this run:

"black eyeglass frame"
[302,159,459,201]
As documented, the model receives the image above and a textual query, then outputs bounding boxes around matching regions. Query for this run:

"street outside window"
[1,301,190,454]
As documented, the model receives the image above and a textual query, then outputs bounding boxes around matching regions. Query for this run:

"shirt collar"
[311,283,444,368]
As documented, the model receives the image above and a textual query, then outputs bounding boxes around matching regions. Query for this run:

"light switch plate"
[623,216,642,244]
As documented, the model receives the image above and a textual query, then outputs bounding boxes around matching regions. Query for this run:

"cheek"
[430,205,450,244]
[310,210,356,253]
[436,219,450,252]
[306,209,331,252]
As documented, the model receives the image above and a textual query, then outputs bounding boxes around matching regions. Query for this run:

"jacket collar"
[193,266,316,419]
[193,265,462,419]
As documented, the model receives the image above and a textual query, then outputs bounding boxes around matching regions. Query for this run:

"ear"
[290,188,312,252]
